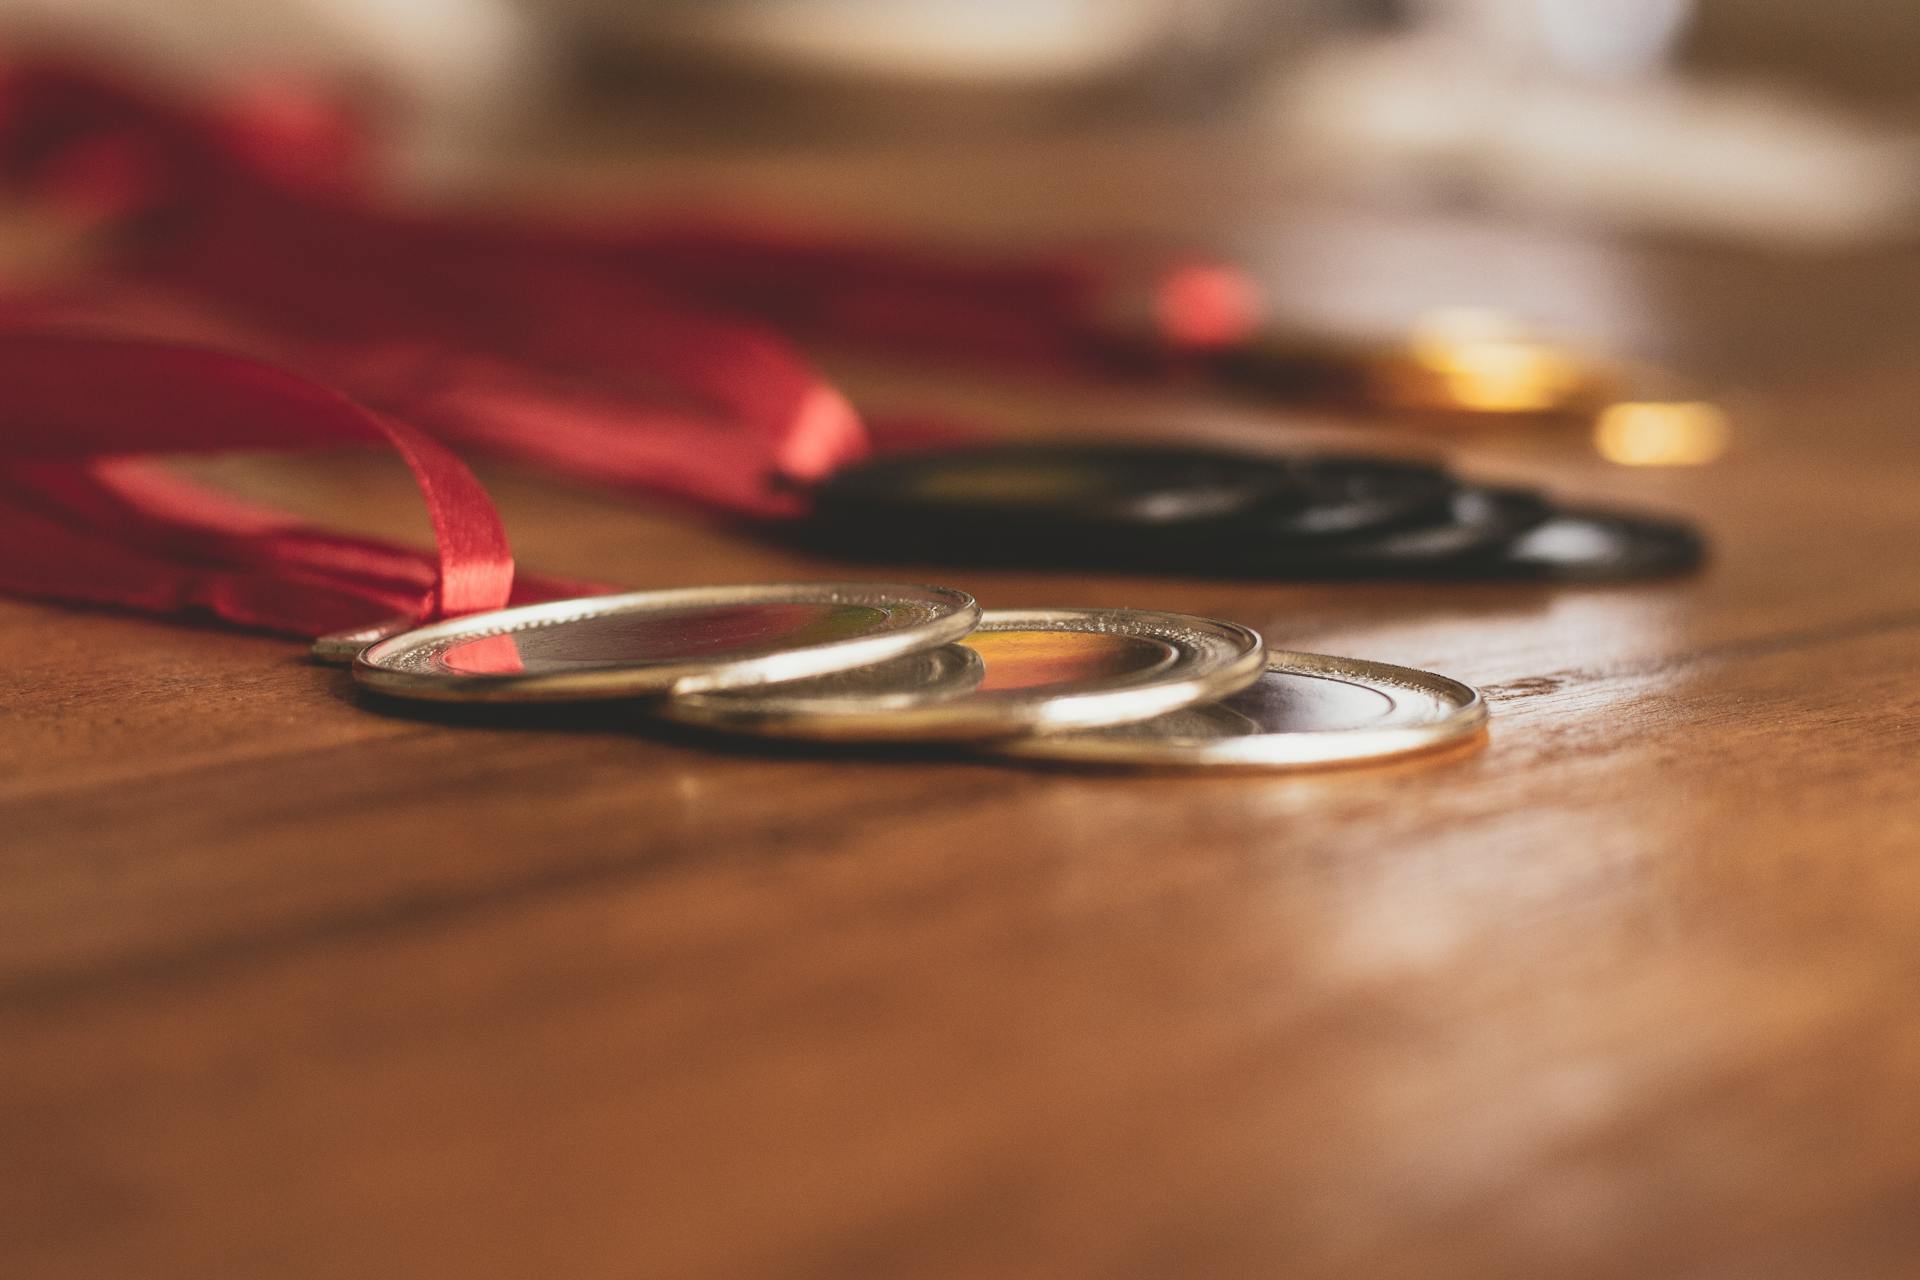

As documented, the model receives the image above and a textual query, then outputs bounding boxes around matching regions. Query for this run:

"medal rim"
[810,444,1457,543]
[1494,507,1706,581]
[656,606,1266,742]
[311,616,413,667]
[812,443,1289,528]
[985,649,1487,769]
[351,582,981,704]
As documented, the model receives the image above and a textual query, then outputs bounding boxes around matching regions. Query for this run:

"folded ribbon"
[0,63,877,519]
[0,65,875,637]
[0,62,1257,640]
[0,333,562,636]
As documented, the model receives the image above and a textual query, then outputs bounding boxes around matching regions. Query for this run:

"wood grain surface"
[3,124,1919,1279]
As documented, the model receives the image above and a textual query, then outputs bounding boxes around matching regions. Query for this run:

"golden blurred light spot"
[1408,307,1593,412]
[1594,401,1730,466]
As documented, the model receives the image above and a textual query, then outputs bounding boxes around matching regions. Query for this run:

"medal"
[1224,486,1557,578]
[805,444,1461,570]
[805,441,1705,584]
[988,650,1487,769]
[1490,507,1707,581]
[1207,319,1620,420]
[353,583,979,703]
[311,617,415,665]
[1205,489,1704,581]
[657,607,1265,741]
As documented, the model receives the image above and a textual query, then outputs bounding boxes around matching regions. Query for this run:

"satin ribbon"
[0,63,875,518]
[0,333,556,636]
[0,63,1254,444]
[0,65,870,636]
[0,62,1254,639]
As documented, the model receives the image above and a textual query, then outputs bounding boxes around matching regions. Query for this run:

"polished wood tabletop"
[4,124,1920,1279]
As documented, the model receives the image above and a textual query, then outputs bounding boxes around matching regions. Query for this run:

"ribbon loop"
[0,334,515,635]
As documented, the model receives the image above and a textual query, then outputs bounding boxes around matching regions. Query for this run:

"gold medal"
[657,607,1264,742]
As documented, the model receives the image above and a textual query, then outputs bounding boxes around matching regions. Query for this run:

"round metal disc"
[1246,457,1457,541]
[709,641,988,713]
[656,606,1265,742]
[1487,506,1706,581]
[1225,485,1555,578]
[1225,490,1703,582]
[1208,332,1616,419]
[989,650,1486,769]
[812,444,1288,527]
[1317,485,1554,565]
[804,444,1457,570]
[352,583,980,704]
[311,616,412,666]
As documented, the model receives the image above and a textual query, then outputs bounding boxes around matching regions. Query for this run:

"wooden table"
[5,127,1920,1278]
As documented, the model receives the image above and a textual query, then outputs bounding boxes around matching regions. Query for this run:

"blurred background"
[1,0,1915,493]
[4,0,1914,243]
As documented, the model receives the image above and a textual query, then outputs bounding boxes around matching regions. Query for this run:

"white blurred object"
[1532,0,1691,77]
[1269,0,1920,248]
[620,0,1183,82]
[0,0,1304,153]
[0,0,551,177]
[1404,0,1693,76]
[570,0,1316,114]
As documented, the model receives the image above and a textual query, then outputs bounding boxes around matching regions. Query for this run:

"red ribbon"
[0,334,533,635]
[0,63,878,517]
[0,62,1257,640]
[0,64,873,637]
